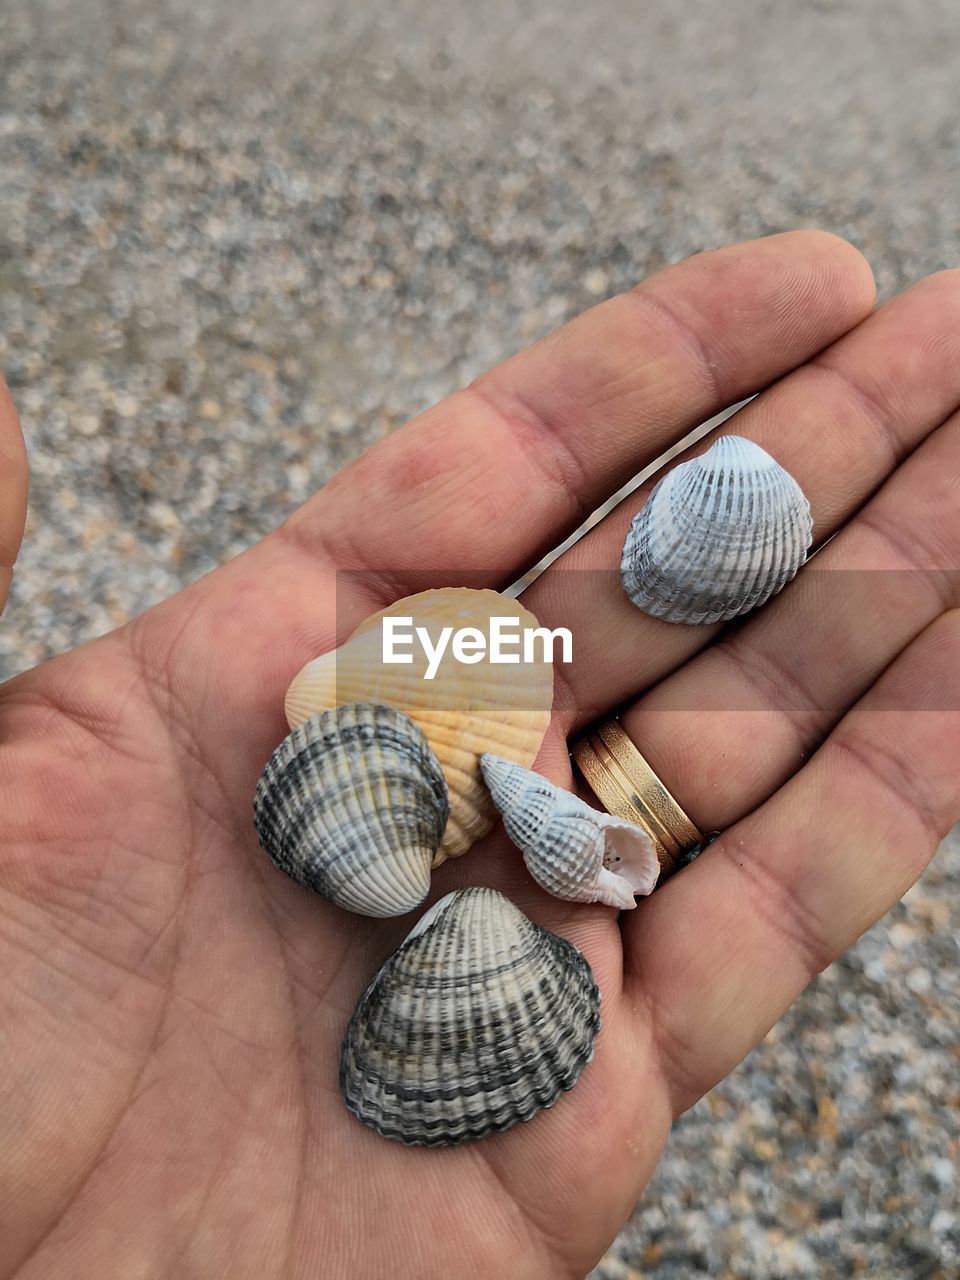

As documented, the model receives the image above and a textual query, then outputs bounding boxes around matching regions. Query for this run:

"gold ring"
[571,720,704,878]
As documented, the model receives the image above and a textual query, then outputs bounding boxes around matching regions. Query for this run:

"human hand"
[2,231,958,1279]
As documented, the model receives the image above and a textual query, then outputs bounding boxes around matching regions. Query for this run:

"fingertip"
[764,228,877,314]
[895,264,960,312]
[705,228,876,313]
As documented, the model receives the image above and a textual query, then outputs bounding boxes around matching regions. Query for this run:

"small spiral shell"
[481,754,660,908]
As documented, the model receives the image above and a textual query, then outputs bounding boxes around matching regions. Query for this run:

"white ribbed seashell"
[481,754,660,908]
[284,588,554,863]
[339,887,601,1146]
[253,702,449,918]
[620,435,813,625]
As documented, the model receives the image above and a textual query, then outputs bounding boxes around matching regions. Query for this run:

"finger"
[281,232,874,603]
[0,379,28,614]
[526,269,960,724]
[612,406,960,833]
[622,609,960,1111]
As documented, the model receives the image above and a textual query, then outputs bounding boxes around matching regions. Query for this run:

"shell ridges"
[620,434,813,625]
[481,754,660,908]
[253,702,449,918]
[339,887,601,1146]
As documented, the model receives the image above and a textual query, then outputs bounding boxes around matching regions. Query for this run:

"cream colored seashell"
[284,588,554,863]
[620,435,813,625]
[481,754,659,908]
[339,886,601,1146]
[253,702,449,918]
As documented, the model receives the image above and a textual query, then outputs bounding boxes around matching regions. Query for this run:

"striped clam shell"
[253,702,449,918]
[339,887,601,1146]
[620,435,813,625]
[481,754,660,909]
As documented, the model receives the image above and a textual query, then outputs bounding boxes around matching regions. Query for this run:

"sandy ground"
[1,0,957,1275]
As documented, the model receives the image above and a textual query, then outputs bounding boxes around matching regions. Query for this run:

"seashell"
[339,886,601,1146]
[620,435,813,625]
[481,754,660,908]
[284,588,554,864]
[253,702,449,918]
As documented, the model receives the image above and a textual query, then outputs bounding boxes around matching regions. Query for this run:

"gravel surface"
[1,1,957,1275]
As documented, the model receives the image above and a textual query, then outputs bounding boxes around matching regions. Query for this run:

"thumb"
[0,376,28,615]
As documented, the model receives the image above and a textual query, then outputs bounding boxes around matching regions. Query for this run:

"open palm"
[2,232,959,1280]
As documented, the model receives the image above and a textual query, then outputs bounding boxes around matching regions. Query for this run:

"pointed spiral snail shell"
[339,887,601,1146]
[253,702,449,918]
[481,754,660,908]
[620,435,813,625]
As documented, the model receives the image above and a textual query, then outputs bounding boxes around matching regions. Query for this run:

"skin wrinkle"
[128,1015,294,1280]
[471,1153,572,1280]
[808,355,911,472]
[627,285,727,407]
[0,899,175,1015]
[827,726,949,849]
[0,681,163,769]
[624,956,705,1115]
[7,906,177,1280]
[263,926,312,1280]
[620,615,960,1125]
[465,379,596,524]
[715,837,835,979]
[0,679,189,984]
[626,854,820,1119]
[1,973,149,1097]
[855,505,960,587]
[0,849,181,1018]
[273,514,408,621]
[276,233,876,602]
[40,840,185,953]
[254,848,372,1280]
[169,986,300,1061]
[9,921,176,1265]
[126,624,232,802]
[123,619,269,896]
[708,636,829,746]
[264,897,365,1019]
[1,806,190,978]
[475,1074,623,1279]
[167,1015,262,1114]
[156,1130,249,1280]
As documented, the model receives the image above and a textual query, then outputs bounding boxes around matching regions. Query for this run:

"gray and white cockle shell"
[339,886,601,1146]
[481,753,660,909]
[620,434,814,625]
[253,701,450,918]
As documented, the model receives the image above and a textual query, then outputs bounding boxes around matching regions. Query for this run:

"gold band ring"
[571,720,705,878]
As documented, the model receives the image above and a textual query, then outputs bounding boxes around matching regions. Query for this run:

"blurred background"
[1,0,957,1274]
